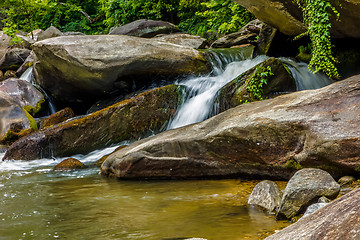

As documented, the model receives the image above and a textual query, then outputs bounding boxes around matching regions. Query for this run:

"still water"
[0,151,289,240]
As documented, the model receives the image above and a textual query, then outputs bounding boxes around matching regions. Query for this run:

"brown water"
[0,151,290,240]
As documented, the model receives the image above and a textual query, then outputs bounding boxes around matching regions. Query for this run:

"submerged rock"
[277,168,340,219]
[248,180,282,213]
[54,158,86,170]
[265,188,360,240]
[217,58,296,112]
[101,75,360,180]
[32,35,210,106]
[109,19,180,38]
[3,85,180,160]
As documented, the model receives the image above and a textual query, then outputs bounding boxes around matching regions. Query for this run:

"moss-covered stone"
[23,99,46,116]
[4,84,181,160]
[41,107,75,128]
[54,158,86,171]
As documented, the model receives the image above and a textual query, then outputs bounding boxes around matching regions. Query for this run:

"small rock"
[41,107,75,128]
[338,176,356,186]
[317,196,331,203]
[248,180,282,213]
[277,168,340,219]
[54,158,86,170]
[300,203,328,219]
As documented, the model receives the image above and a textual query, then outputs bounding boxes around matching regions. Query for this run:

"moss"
[23,109,38,130]
[284,159,302,170]
[23,99,46,116]
[296,52,312,63]
[1,128,34,145]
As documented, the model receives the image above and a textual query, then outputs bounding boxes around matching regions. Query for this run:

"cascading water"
[280,58,334,90]
[168,52,334,130]
[19,66,57,114]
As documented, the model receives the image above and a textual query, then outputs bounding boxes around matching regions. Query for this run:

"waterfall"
[280,58,334,91]
[19,67,57,114]
[167,53,269,130]
[168,52,333,130]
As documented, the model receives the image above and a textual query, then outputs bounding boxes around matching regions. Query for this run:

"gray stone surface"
[248,180,282,213]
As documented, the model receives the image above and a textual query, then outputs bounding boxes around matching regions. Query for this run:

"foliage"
[2,24,22,45]
[295,0,340,79]
[247,66,273,101]
[1,0,104,34]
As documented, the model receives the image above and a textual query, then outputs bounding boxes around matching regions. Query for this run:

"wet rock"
[0,78,44,108]
[300,203,327,219]
[277,168,340,219]
[32,35,210,106]
[233,0,360,38]
[101,75,360,180]
[96,145,128,167]
[338,176,356,186]
[265,188,360,240]
[248,180,282,213]
[0,48,31,71]
[54,158,86,170]
[109,19,180,38]
[37,26,63,41]
[16,53,34,77]
[255,23,277,56]
[155,33,208,49]
[41,107,75,128]
[3,85,180,160]
[217,58,296,112]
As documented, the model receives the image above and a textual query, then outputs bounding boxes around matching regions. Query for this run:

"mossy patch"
[23,109,38,131]
[284,159,302,170]
[23,99,46,116]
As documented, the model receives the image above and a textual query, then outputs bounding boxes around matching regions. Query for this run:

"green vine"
[295,0,340,79]
[247,66,273,101]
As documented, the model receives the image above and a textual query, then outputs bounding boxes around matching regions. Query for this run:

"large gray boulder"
[32,35,210,105]
[155,33,208,49]
[248,180,283,213]
[3,85,181,160]
[277,168,340,219]
[265,188,360,240]
[233,0,360,38]
[0,48,31,71]
[109,19,180,38]
[101,75,360,180]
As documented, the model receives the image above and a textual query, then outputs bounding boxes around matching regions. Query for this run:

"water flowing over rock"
[3,85,180,160]
[248,180,282,213]
[265,188,360,240]
[276,168,340,219]
[233,0,360,38]
[32,35,210,106]
[101,75,360,180]
[109,19,180,38]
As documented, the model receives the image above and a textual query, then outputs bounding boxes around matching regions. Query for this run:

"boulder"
[0,93,32,144]
[277,168,340,219]
[3,85,180,160]
[210,20,262,48]
[248,180,283,213]
[37,26,63,41]
[265,188,360,240]
[27,29,44,41]
[155,33,208,49]
[0,32,12,58]
[217,58,296,112]
[109,19,180,38]
[0,78,44,108]
[54,158,86,170]
[32,35,210,105]
[233,0,360,38]
[0,48,32,71]
[41,107,75,128]
[100,75,360,180]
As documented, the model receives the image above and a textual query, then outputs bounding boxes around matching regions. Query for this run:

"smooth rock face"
[265,188,360,240]
[3,85,180,160]
[32,35,209,105]
[0,78,44,108]
[233,0,360,38]
[248,180,282,213]
[101,75,360,180]
[277,168,340,219]
[109,19,180,38]
[155,33,208,49]
[0,48,32,70]
[217,58,296,112]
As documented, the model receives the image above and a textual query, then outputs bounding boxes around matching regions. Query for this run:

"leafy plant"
[295,0,340,79]
[2,24,22,45]
[247,66,273,101]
